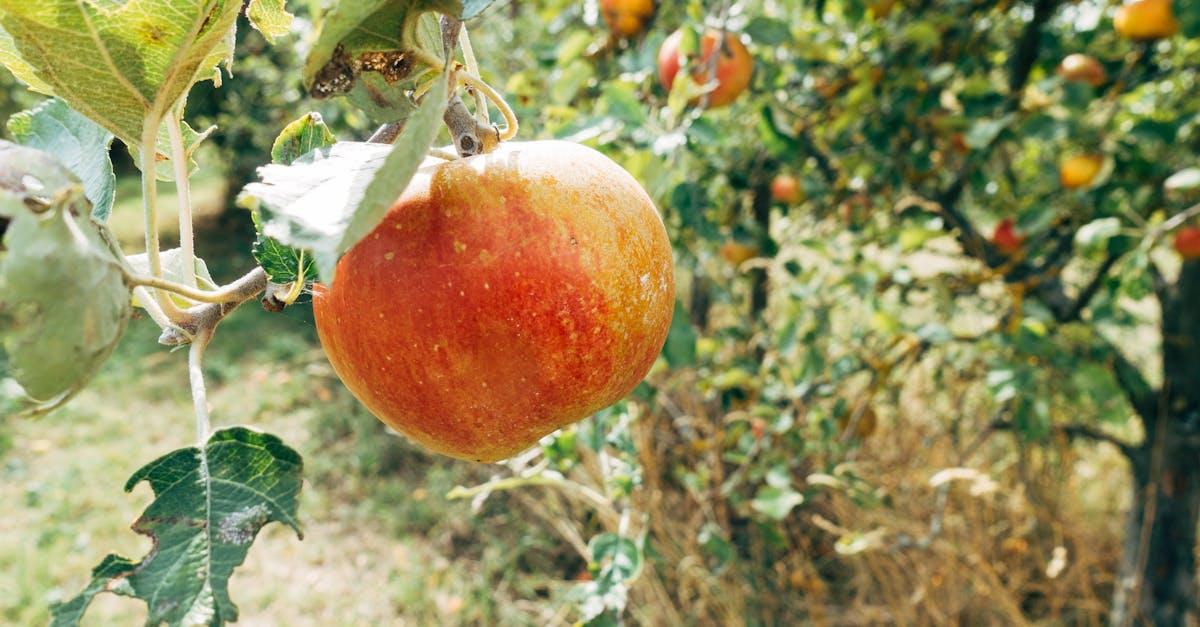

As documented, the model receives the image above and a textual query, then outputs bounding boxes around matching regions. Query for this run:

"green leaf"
[662,300,697,367]
[7,98,116,222]
[240,76,449,282]
[0,142,130,404]
[744,16,791,45]
[250,113,338,283]
[964,114,1013,149]
[1165,168,1200,193]
[751,485,805,521]
[51,427,304,627]
[1074,217,1121,253]
[271,112,338,166]
[246,0,294,43]
[0,24,51,93]
[0,0,241,155]
[588,533,643,582]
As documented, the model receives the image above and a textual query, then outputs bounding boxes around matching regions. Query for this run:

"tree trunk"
[1112,441,1200,626]
[1112,261,1200,626]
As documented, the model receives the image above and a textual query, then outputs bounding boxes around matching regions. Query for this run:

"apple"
[1174,227,1200,259]
[770,174,801,204]
[719,240,759,266]
[1059,154,1104,189]
[658,29,753,109]
[837,405,878,440]
[1114,0,1179,41]
[312,141,675,462]
[1057,54,1106,86]
[601,0,654,39]
[992,219,1024,255]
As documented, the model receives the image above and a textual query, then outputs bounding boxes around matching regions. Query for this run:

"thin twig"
[458,25,491,125]
[188,326,213,443]
[988,418,1140,461]
[167,106,197,288]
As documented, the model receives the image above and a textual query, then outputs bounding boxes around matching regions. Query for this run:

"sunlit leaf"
[0,0,241,157]
[247,0,294,42]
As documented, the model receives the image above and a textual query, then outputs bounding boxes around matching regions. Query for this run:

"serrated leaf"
[0,143,130,403]
[247,0,294,42]
[0,0,240,157]
[271,112,338,166]
[7,98,116,221]
[50,427,304,627]
[240,76,449,282]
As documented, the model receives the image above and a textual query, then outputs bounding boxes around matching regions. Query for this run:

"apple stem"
[456,70,518,141]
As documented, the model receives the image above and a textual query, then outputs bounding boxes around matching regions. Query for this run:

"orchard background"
[1,0,1199,625]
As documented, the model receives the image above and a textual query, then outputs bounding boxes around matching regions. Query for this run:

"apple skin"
[993,218,1024,255]
[1175,227,1200,259]
[1114,0,1179,41]
[601,0,654,38]
[1057,54,1106,86]
[312,141,675,462]
[719,240,759,266]
[658,29,753,109]
[770,174,801,204]
[1060,154,1104,189]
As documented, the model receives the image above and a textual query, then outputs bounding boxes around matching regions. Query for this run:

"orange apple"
[1060,154,1104,189]
[601,0,654,38]
[1114,0,1179,41]
[719,240,759,266]
[1174,227,1200,259]
[993,219,1025,255]
[770,174,801,204]
[658,29,754,109]
[1057,54,1107,86]
[313,141,675,462]
[837,405,878,440]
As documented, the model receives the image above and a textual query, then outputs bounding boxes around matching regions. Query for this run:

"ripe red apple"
[770,174,801,204]
[1060,154,1104,189]
[1057,54,1106,86]
[1174,227,1200,259]
[601,0,654,38]
[993,219,1024,255]
[313,141,675,462]
[658,29,753,109]
[1114,0,1179,41]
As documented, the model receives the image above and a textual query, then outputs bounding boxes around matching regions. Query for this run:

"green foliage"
[0,143,129,405]
[0,1,238,148]
[241,76,450,282]
[7,99,115,221]
[51,427,303,627]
